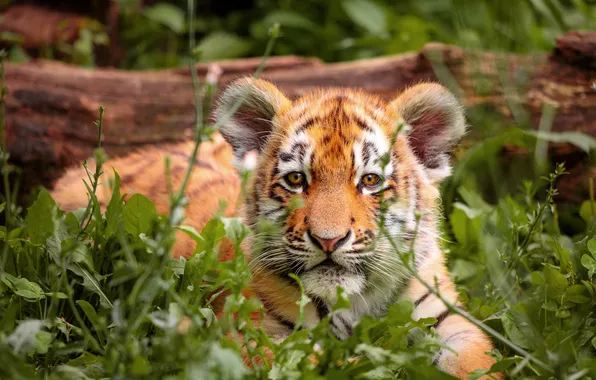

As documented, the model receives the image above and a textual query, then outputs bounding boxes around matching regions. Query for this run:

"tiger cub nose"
[308,230,351,254]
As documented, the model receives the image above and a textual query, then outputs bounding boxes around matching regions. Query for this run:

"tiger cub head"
[214,78,465,305]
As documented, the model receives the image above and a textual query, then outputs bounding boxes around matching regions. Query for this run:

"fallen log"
[4,31,596,202]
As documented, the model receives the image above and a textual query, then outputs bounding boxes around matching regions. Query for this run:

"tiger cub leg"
[407,276,500,379]
[433,314,500,379]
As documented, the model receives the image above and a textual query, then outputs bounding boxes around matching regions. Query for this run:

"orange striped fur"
[51,78,499,379]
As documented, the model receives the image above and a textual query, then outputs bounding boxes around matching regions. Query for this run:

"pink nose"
[309,230,351,253]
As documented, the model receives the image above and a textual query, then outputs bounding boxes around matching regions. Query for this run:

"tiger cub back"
[51,134,240,257]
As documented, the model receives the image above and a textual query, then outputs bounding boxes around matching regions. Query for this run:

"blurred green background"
[2,0,596,69]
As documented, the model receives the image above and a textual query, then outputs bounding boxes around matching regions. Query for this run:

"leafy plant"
[6,0,596,69]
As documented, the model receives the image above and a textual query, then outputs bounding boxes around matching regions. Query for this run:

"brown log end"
[552,31,596,71]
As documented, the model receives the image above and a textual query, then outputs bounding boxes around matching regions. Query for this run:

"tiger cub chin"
[52,77,499,379]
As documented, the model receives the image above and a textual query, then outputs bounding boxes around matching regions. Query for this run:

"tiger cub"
[51,78,497,378]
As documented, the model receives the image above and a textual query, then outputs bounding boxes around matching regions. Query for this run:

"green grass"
[1,1,596,378]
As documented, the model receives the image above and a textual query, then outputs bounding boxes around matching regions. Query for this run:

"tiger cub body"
[51,78,497,378]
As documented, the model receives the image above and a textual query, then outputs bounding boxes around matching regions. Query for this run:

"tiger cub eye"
[361,173,381,188]
[285,172,305,187]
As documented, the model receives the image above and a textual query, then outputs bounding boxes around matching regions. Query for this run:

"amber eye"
[284,172,306,187]
[360,173,381,188]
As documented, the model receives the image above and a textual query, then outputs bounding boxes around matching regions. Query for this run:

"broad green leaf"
[531,271,545,285]
[123,193,157,236]
[469,357,520,380]
[525,130,596,153]
[450,202,483,246]
[555,308,571,318]
[195,32,253,62]
[199,308,216,327]
[342,0,388,35]
[578,329,594,347]
[0,296,20,332]
[580,201,596,223]
[35,331,53,354]
[542,300,557,311]
[76,300,103,337]
[66,352,102,369]
[1,272,18,290]
[131,355,151,376]
[105,170,124,239]
[386,300,415,325]
[143,2,185,33]
[177,225,202,242]
[26,189,57,244]
[587,238,596,257]
[262,10,316,31]
[196,218,226,256]
[13,277,45,302]
[544,265,568,297]
[331,287,350,312]
[44,292,68,299]
[66,241,94,271]
[564,285,590,303]
[451,259,480,281]
[49,365,91,380]
[181,253,202,300]
[72,264,113,309]
[187,342,248,380]
[222,217,250,247]
[64,211,81,234]
[500,308,537,350]
[581,254,596,278]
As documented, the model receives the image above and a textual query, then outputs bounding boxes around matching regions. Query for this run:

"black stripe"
[387,213,406,226]
[432,309,451,329]
[295,117,317,133]
[287,245,309,252]
[370,185,396,198]
[263,205,284,217]
[414,291,431,307]
[254,289,298,331]
[268,182,292,203]
[310,296,330,320]
[432,350,443,365]
[362,141,379,166]
[290,142,308,162]
[280,152,293,162]
[444,330,472,343]
[352,237,367,245]
[354,117,374,133]
[329,318,341,335]
[272,312,297,331]
[338,315,353,336]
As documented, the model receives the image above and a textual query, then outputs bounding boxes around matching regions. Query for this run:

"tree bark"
[4,31,596,202]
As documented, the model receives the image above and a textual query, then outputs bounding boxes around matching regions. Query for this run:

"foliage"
[4,0,596,68]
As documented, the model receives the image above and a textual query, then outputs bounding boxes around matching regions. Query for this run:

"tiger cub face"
[215,78,465,307]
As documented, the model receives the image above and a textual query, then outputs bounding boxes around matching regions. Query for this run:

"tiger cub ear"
[214,77,291,162]
[389,83,466,183]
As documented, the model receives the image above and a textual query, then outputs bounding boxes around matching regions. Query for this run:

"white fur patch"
[301,267,366,305]
[352,121,393,195]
